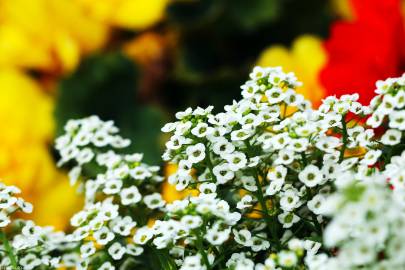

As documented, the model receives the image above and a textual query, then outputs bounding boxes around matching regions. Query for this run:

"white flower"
[265,88,286,104]
[381,129,402,145]
[275,149,295,165]
[251,235,270,252]
[213,163,235,184]
[250,66,267,79]
[62,253,80,267]
[180,255,204,270]
[299,165,323,187]
[111,216,136,236]
[307,194,326,215]
[108,242,126,260]
[161,122,177,133]
[280,189,300,211]
[248,156,260,167]
[224,152,247,171]
[241,82,259,98]
[278,212,300,228]
[15,198,33,213]
[175,107,193,120]
[278,250,297,267]
[103,179,123,194]
[315,136,341,153]
[130,166,152,180]
[366,113,384,128]
[99,261,115,270]
[288,238,304,252]
[379,94,397,115]
[288,138,309,152]
[236,195,253,210]
[68,166,82,185]
[205,225,231,245]
[0,212,10,227]
[241,176,257,192]
[269,133,291,150]
[0,193,17,209]
[343,241,375,266]
[133,227,154,245]
[120,186,142,205]
[175,122,193,136]
[233,229,252,247]
[144,193,165,209]
[304,240,322,255]
[94,227,115,245]
[199,183,217,194]
[265,179,284,196]
[170,174,192,191]
[231,129,252,141]
[71,211,89,227]
[191,123,211,138]
[212,138,235,155]
[80,242,96,258]
[186,143,206,164]
[267,165,287,181]
[360,149,382,166]
[389,110,405,130]
[20,254,42,270]
[181,215,203,229]
[76,148,95,165]
[126,244,144,256]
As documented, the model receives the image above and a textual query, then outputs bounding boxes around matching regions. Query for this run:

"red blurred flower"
[320,0,405,104]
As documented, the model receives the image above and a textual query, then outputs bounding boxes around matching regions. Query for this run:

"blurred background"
[0,0,404,229]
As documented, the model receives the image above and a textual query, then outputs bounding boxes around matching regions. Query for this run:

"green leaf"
[55,52,166,164]
[227,0,279,31]
[166,0,221,29]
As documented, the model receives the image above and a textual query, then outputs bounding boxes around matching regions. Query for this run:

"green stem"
[301,152,308,168]
[204,143,218,183]
[282,102,288,120]
[195,231,211,269]
[253,173,280,249]
[339,114,348,162]
[0,230,18,269]
[306,189,322,234]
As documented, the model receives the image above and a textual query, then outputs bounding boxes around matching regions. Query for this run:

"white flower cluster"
[160,66,385,268]
[308,152,405,269]
[0,183,32,227]
[0,183,65,270]
[54,116,166,269]
[55,116,130,184]
[1,67,405,270]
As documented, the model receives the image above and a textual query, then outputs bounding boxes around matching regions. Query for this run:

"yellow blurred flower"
[0,0,170,230]
[0,69,81,229]
[0,0,109,73]
[256,35,327,107]
[0,0,169,73]
[77,0,169,30]
[162,163,198,203]
[331,0,354,20]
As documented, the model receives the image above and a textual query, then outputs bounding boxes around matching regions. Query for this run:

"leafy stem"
[253,172,280,249]
[195,230,211,269]
[339,114,348,162]
[0,229,18,269]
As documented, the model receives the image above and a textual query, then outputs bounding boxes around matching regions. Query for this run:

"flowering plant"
[1,66,405,269]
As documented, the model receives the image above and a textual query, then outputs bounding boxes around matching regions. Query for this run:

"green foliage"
[55,53,166,164]
[163,0,334,112]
